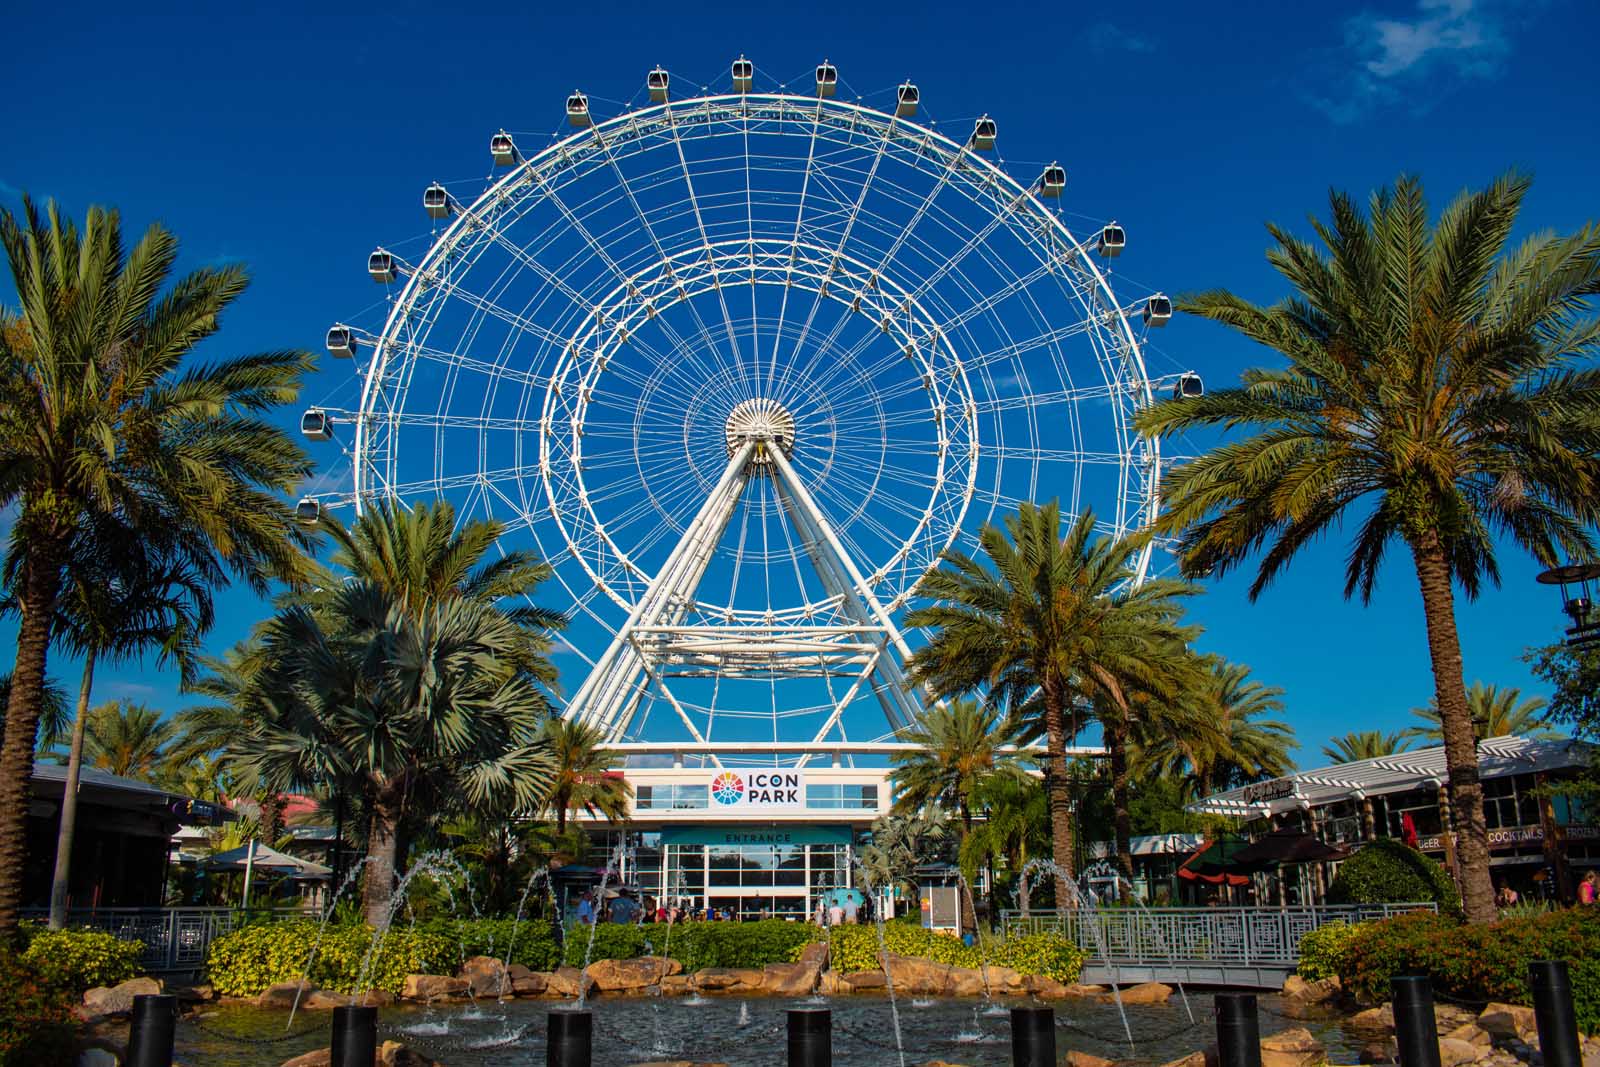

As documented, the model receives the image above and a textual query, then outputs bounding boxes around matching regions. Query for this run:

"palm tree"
[0,672,70,751]
[1408,682,1557,743]
[0,198,314,933]
[173,644,290,843]
[858,808,953,902]
[541,717,632,833]
[958,772,1050,910]
[231,582,558,926]
[1323,730,1412,764]
[68,700,177,780]
[1134,174,1600,923]
[890,699,1029,835]
[907,502,1200,901]
[1135,657,1295,798]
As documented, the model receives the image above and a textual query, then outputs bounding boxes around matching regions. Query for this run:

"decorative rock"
[1281,974,1342,1016]
[628,1062,730,1067]
[256,980,319,1010]
[169,983,216,1003]
[881,954,953,996]
[1360,1037,1398,1064]
[378,1040,439,1066]
[399,974,468,1001]
[983,965,1025,991]
[1478,1004,1538,1041]
[659,974,693,996]
[82,977,164,1017]
[761,962,817,997]
[816,971,847,995]
[1446,1024,1493,1048]
[1066,1051,1117,1067]
[459,955,512,996]
[1259,1027,1326,1067]
[1161,1051,1211,1067]
[1026,976,1071,998]
[947,966,988,998]
[587,957,681,993]
[279,1050,331,1067]
[797,941,830,970]
[1352,1005,1397,1032]
[544,966,594,998]
[842,970,886,991]
[1439,1038,1490,1066]
[691,967,764,992]
[512,973,548,997]
[301,990,352,1011]
[1113,981,1174,1005]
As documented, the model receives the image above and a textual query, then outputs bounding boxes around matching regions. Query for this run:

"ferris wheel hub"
[724,397,797,468]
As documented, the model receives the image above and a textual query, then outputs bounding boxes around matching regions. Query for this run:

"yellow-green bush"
[20,928,144,992]
[1296,921,1362,981]
[206,921,457,996]
[818,925,1084,983]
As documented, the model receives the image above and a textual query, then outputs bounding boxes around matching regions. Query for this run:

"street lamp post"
[1535,562,1600,648]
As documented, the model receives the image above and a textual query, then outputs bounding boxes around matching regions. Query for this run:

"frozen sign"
[708,770,805,808]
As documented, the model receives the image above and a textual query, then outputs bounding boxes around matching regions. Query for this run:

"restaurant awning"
[1176,836,1253,886]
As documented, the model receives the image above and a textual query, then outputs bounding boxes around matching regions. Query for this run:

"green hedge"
[562,920,821,972]
[824,925,1085,983]
[18,927,145,993]
[1326,840,1462,915]
[0,949,83,1067]
[1296,921,1361,982]
[1336,908,1600,1034]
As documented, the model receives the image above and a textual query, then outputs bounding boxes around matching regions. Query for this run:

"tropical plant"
[0,197,314,933]
[858,808,952,899]
[1322,730,1412,764]
[958,772,1050,908]
[1327,839,1462,915]
[907,502,1200,898]
[541,716,631,833]
[1135,656,1296,798]
[1134,173,1600,922]
[0,673,69,752]
[229,581,558,926]
[1408,682,1556,743]
[62,700,177,780]
[891,698,1029,834]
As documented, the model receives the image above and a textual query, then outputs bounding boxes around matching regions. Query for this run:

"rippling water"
[177,993,1363,1067]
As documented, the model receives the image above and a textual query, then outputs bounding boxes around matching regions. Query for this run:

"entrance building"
[573,742,893,920]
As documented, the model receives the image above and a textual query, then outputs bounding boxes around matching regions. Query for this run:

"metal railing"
[999,903,1435,967]
[22,906,308,972]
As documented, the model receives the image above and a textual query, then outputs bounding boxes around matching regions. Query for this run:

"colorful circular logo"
[710,772,745,805]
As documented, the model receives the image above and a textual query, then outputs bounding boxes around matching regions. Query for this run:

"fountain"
[1018,857,1135,1052]
[1080,861,1194,1024]
[286,856,376,1029]
[853,867,908,1067]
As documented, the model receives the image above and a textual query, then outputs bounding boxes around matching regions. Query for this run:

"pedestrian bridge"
[1000,903,1436,989]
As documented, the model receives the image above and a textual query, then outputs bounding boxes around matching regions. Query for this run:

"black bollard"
[331,1004,377,1067]
[548,1008,593,1067]
[1392,976,1442,1067]
[1530,961,1581,1067]
[127,994,177,1067]
[788,1006,832,1067]
[1215,993,1263,1067]
[1010,1005,1056,1067]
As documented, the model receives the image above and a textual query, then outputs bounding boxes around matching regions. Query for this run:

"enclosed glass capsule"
[1173,371,1204,399]
[1144,294,1173,328]
[490,130,516,167]
[567,92,592,128]
[1097,223,1126,258]
[648,67,670,102]
[423,183,450,219]
[301,408,332,441]
[815,62,838,98]
[732,57,754,93]
[895,82,919,117]
[368,249,396,283]
[325,324,356,359]
[970,116,996,151]
[1039,165,1066,198]
[295,498,321,525]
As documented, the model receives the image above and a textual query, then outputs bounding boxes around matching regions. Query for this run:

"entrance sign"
[660,825,851,847]
[707,769,805,809]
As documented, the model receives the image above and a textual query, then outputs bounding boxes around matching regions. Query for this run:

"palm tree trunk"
[1410,533,1495,924]
[362,784,405,928]
[1041,681,1077,906]
[0,549,64,937]
[1108,716,1134,902]
[48,648,97,929]
[259,792,284,845]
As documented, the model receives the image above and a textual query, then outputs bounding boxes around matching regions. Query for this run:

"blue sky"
[2,0,1594,762]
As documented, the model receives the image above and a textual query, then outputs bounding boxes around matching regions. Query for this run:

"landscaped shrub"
[1571,956,1600,1037]
[0,950,77,1067]
[206,921,458,996]
[1296,921,1362,981]
[822,924,1085,983]
[19,927,145,992]
[1336,905,1600,1023]
[987,933,1087,984]
[1326,839,1462,915]
[561,920,821,971]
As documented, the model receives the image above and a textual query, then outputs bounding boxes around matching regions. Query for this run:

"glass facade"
[603,830,855,920]
[806,784,878,809]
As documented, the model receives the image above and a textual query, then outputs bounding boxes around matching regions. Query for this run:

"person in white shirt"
[827,903,845,926]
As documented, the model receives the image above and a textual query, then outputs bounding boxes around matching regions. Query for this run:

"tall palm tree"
[1134,656,1295,798]
[958,772,1050,910]
[0,672,70,751]
[891,699,1029,835]
[1408,682,1557,743]
[1323,730,1412,764]
[907,502,1200,899]
[0,197,314,933]
[1135,174,1600,923]
[69,700,177,780]
[541,716,631,833]
[230,582,558,926]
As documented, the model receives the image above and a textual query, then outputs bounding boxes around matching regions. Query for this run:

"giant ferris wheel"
[302,59,1187,755]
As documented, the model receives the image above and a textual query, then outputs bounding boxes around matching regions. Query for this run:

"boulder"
[882,954,953,996]
[1026,976,1071,998]
[459,955,512,997]
[842,970,886,992]
[512,973,549,997]
[1478,1003,1538,1040]
[1281,974,1342,1016]
[169,982,216,1003]
[257,980,319,1010]
[280,1051,331,1067]
[816,970,847,995]
[946,967,988,998]
[1439,1038,1490,1066]
[1259,1027,1326,1067]
[506,963,534,981]
[981,965,1025,992]
[544,967,594,998]
[586,957,680,993]
[1351,1005,1397,1032]
[82,977,164,1017]
[627,1062,730,1067]
[797,941,831,970]
[1359,1038,1398,1064]
[1112,981,1173,1005]
[399,974,468,1002]
[378,1040,439,1066]
[1446,1024,1493,1048]
[1161,1051,1212,1067]
[659,974,694,996]
[762,962,819,997]
[691,967,764,992]
[1066,1051,1117,1067]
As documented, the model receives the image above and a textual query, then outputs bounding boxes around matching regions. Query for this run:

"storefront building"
[1190,735,1598,902]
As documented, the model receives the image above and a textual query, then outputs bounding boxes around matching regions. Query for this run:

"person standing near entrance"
[1580,870,1598,905]
[842,896,859,924]
[828,900,844,927]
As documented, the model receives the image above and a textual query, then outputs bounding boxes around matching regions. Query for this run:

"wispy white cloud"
[1309,0,1517,123]
[1085,21,1157,55]
[102,680,159,701]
